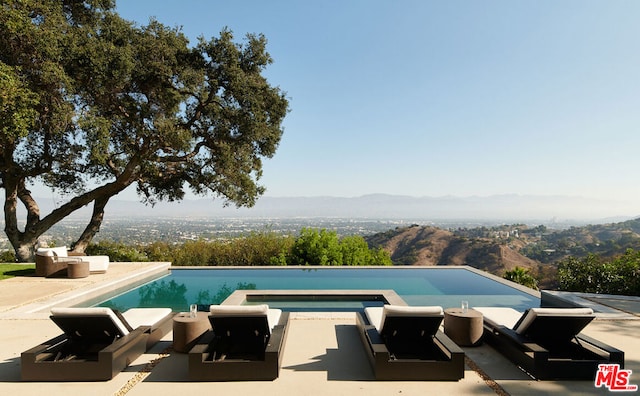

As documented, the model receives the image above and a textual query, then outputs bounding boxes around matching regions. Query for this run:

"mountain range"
[46,193,634,224]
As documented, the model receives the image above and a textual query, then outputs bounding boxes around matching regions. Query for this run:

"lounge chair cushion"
[50,307,131,342]
[365,305,443,334]
[36,246,69,258]
[122,308,173,330]
[474,306,596,346]
[473,307,523,329]
[81,255,110,272]
[209,304,282,331]
[513,307,594,335]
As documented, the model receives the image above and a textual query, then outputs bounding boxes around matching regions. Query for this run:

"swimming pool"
[94,266,540,312]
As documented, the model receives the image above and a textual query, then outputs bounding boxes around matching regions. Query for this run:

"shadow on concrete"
[283,324,374,381]
[0,356,21,382]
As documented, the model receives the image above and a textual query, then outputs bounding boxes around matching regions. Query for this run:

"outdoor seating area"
[356,305,465,381]
[21,307,173,381]
[35,246,109,277]
[188,304,290,381]
[1,262,638,395]
[474,307,625,380]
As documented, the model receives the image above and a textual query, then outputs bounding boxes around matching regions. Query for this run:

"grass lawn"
[0,263,35,280]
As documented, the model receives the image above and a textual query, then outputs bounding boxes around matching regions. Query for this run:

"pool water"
[95,267,540,312]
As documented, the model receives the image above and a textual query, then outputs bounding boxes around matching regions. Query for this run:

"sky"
[109,2,640,206]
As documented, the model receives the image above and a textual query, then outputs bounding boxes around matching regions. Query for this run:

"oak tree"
[0,0,289,261]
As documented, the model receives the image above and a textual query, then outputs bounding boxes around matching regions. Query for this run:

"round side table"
[173,311,211,353]
[66,261,90,279]
[444,308,483,346]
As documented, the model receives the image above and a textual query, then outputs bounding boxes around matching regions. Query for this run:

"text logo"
[595,364,638,392]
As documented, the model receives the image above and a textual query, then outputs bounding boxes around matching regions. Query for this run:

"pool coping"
[0,262,171,319]
[222,289,407,306]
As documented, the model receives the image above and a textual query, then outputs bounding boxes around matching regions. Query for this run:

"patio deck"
[0,263,638,395]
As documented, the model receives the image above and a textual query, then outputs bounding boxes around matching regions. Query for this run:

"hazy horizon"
[27,192,639,226]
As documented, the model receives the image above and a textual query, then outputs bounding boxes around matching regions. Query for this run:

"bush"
[503,266,538,290]
[557,249,640,295]
[288,228,392,266]
[0,250,16,263]
[86,241,149,262]
[85,228,391,267]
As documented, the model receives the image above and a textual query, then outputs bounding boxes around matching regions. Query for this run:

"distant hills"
[365,218,640,289]
[41,193,639,225]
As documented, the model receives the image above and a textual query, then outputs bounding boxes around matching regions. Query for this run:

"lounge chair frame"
[189,312,290,381]
[355,312,464,381]
[35,253,84,277]
[482,315,625,380]
[21,310,174,381]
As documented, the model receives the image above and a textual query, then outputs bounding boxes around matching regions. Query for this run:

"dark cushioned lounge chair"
[21,307,173,381]
[474,307,624,380]
[355,305,465,381]
[189,304,290,381]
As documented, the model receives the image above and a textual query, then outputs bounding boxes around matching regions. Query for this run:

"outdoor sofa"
[21,307,173,381]
[474,307,625,380]
[355,304,465,381]
[35,246,109,277]
[189,304,290,381]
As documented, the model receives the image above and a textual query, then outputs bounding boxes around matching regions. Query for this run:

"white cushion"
[513,307,594,335]
[82,255,110,272]
[365,305,443,334]
[122,308,172,330]
[209,304,281,330]
[473,307,523,329]
[36,246,68,258]
[50,307,130,336]
[473,307,595,334]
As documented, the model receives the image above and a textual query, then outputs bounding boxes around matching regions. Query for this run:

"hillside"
[366,225,540,274]
[365,218,640,289]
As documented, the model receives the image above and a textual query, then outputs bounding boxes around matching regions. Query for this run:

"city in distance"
[51,193,639,223]
[7,193,637,248]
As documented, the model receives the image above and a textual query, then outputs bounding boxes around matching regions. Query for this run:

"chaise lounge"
[189,304,290,381]
[355,305,465,380]
[474,307,625,380]
[35,246,109,277]
[21,307,174,381]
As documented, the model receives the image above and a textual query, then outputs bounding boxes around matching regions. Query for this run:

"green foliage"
[82,229,390,267]
[289,228,343,265]
[503,266,539,290]
[288,228,392,266]
[143,231,294,266]
[557,250,640,296]
[0,62,38,141]
[1,1,289,261]
[0,250,16,263]
[86,241,148,262]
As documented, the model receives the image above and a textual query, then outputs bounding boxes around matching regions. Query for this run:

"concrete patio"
[0,263,638,395]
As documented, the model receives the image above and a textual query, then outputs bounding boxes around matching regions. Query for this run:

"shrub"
[503,266,538,290]
[288,228,392,266]
[86,241,148,262]
[0,250,16,263]
[557,249,640,295]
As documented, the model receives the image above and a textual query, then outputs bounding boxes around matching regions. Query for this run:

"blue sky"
[113,1,640,204]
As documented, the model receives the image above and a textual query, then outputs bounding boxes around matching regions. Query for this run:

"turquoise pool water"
[94,267,540,312]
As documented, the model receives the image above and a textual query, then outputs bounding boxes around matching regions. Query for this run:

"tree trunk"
[5,179,130,262]
[3,177,40,262]
[71,196,110,253]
